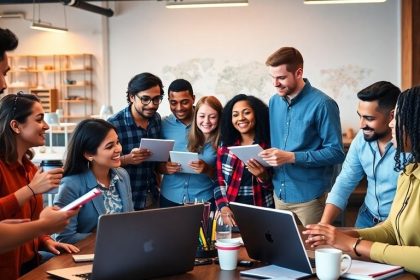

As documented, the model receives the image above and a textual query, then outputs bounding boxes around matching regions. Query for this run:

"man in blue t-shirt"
[260,47,345,225]
[320,81,401,228]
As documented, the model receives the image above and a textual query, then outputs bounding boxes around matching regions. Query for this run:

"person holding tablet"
[304,86,420,276]
[215,94,274,224]
[54,119,134,244]
[0,93,79,279]
[159,80,220,207]
[108,73,164,210]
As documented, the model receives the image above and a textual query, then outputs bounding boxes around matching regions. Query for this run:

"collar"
[283,78,310,105]
[405,164,420,180]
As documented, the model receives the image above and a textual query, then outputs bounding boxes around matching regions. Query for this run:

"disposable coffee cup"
[40,160,63,194]
[215,239,241,270]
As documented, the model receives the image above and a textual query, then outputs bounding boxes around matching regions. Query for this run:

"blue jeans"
[355,203,383,228]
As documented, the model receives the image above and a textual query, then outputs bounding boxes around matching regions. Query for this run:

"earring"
[88,157,93,169]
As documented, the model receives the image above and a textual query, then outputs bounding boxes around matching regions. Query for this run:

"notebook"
[47,204,204,280]
[229,202,314,279]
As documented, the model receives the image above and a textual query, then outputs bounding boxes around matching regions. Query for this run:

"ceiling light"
[30,2,68,33]
[304,0,386,4]
[0,13,25,19]
[30,22,68,33]
[166,0,248,9]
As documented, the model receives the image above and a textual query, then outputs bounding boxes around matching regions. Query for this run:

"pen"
[199,227,208,250]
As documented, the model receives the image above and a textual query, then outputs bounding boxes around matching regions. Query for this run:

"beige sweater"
[357,164,420,277]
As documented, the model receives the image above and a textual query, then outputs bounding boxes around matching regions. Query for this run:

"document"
[139,138,175,162]
[228,144,270,167]
[240,264,311,279]
[342,260,404,280]
[169,151,199,174]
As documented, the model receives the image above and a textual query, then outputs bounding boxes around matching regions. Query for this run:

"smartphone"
[238,260,254,267]
[194,258,213,266]
[72,254,95,262]
[60,188,102,212]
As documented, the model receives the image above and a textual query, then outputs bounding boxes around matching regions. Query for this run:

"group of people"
[1,26,420,279]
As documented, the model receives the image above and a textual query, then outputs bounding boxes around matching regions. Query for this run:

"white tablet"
[169,151,199,174]
[139,138,175,162]
[228,144,270,167]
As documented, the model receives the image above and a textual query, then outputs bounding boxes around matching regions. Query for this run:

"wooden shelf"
[59,99,92,103]
[7,54,93,122]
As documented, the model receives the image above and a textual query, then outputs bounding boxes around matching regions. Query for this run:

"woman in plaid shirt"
[215,94,274,225]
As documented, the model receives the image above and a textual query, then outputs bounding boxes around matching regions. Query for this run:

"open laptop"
[229,202,315,278]
[47,204,204,280]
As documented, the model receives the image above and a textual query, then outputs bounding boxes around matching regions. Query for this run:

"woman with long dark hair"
[54,119,134,244]
[215,94,274,224]
[0,93,78,279]
[304,86,420,276]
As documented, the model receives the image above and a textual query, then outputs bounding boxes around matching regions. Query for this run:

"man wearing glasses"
[108,73,164,210]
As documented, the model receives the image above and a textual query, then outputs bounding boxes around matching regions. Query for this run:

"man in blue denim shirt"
[260,47,345,225]
[320,81,401,228]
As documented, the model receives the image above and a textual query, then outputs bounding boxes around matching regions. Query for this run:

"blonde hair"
[188,96,223,153]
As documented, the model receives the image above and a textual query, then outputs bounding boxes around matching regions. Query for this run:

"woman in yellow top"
[303,85,420,276]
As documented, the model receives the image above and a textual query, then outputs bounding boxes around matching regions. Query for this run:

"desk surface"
[18,233,416,280]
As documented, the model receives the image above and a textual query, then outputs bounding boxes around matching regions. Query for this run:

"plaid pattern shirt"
[214,141,274,210]
[108,105,161,210]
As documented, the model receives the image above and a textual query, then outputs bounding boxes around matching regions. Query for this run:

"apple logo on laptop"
[143,239,155,253]
[265,231,274,243]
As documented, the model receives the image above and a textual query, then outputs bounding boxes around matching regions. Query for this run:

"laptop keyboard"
[74,272,92,280]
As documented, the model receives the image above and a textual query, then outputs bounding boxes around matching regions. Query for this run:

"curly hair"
[394,86,420,171]
[220,94,270,147]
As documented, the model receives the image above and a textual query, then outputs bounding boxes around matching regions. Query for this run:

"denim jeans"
[355,203,383,228]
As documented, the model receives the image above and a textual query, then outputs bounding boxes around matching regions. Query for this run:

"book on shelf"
[342,259,404,280]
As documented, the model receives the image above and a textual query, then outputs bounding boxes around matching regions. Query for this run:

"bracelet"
[26,184,36,196]
[352,237,363,257]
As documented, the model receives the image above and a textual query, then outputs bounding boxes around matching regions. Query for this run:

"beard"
[362,128,389,142]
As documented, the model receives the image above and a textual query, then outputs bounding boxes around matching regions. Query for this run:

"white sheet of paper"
[139,138,175,162]
[169,151,199,174]
[228,144,270,167]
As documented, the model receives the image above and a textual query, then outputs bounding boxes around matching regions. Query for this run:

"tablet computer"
[139,138,175,162]
[228,144,269,167]
[60,188,102,212]
[169,151,199,174]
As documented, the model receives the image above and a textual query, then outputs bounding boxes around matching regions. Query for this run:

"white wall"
[1,0,400,131]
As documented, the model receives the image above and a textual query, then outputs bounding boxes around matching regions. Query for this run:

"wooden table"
[19,233,416,280]
[18,234,259,280]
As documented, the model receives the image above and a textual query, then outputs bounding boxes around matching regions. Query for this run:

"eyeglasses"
[136,95,163,105]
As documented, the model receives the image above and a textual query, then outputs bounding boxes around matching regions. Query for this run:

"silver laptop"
[47,204,204,280]
[229,202,315,278]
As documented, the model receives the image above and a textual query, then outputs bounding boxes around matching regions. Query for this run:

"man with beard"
[260,47,345,225]
[108,73,164,210]
[0,28,18,95]
[320,81,401,228]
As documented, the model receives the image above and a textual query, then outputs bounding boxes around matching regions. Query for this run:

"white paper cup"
[215,240,241,270]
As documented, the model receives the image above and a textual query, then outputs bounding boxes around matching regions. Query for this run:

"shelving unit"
[30,89,58,113]
[6,54,93,122]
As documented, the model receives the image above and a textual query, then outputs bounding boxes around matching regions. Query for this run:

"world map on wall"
[162,58,273,104]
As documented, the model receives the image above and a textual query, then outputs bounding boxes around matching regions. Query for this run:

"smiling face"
[232,100,256,137]
[129,85,162,120]
[87,129,122,170]
[268,64,302,97]
[196,103,219,136]
[357,100,392,142]
[14,102,49,149]
[0,53,10,94]
[168,90,195,124]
